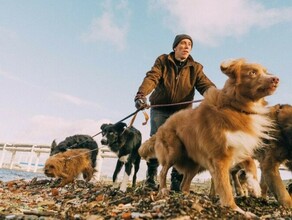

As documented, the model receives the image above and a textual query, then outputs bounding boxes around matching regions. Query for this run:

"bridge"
[0,142,117,180]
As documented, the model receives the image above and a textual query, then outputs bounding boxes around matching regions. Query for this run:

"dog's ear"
[50,140,59,155]
[51,140,57,149]
[100,124,108,131]
[115,122,127,133]
[220,58,246,81]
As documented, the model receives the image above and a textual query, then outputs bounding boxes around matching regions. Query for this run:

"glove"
[135,99,147,110]
[134,92,147,110]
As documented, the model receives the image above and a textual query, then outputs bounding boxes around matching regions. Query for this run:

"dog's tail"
[138,135,156,161]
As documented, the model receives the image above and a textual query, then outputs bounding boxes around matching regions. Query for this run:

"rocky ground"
[0,178,291,220]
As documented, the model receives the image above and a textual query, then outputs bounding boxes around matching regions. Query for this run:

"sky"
[0,0,292,147]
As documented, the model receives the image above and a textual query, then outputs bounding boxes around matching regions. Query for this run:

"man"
[135,34,216,191]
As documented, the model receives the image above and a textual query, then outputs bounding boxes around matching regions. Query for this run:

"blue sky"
[0,0,292,145]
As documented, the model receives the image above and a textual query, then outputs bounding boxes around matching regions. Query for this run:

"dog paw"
[119,186,127,192]
[244,211,258,219]
[112,182,120,189]
[108,188,123,196]
[233,206,258,219]
[158,188,169,197]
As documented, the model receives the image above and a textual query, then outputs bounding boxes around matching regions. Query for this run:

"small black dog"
[100,122,142,192]
[50,134,98,168]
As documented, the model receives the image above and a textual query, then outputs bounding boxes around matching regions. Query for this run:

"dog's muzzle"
[44,170,54,177]
[101,138,108,145]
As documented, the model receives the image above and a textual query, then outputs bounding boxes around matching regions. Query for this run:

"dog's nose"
[101,138,108,145]
[271,76,279,84]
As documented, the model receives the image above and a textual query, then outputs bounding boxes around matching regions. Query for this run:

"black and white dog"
[50,134,99,168]
[100,122,142,192]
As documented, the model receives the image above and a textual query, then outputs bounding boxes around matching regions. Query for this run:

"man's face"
[174,39,192,61]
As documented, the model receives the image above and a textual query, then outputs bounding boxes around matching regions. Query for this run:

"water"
[0,168,47,182]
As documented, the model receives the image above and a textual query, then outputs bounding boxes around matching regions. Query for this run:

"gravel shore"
[0,177,291,220]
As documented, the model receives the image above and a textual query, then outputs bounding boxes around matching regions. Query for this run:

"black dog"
[50,134,98,168]
[100,122,142,192]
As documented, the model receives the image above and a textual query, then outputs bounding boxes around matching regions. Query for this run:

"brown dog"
[44,149,94,187]
[255,104,292,207]
[139,58,279,217]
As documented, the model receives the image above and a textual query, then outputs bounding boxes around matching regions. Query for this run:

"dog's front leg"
[158,164,171,197]
[210,159,257,218]
[210,162,235,207]
[132,157,141,187]
[120,162,132,192]
[209,178,216,197]
[260,155,292,208]
[59,175,71,187]
[112,160,123,189]
[259,172,268,198]
[230,166,244,196]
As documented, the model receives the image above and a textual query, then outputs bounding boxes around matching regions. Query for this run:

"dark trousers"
[147,108,183,190]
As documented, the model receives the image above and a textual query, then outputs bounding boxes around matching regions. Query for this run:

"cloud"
[153,0,292,46]
[52,91,100,109]
[14,115,111,144]
[0,69,28,84]
[13,114,150,146]
[82,0,130,51]
[0,69,99,109]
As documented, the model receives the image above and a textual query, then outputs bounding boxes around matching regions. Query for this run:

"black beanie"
[172,34,193,50]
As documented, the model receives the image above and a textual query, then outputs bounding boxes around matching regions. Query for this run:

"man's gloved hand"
[134,92,147,110]
[135,98,147,110]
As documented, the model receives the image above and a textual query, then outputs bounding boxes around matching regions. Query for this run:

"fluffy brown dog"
[255,104,292,207]
[44,149,94,187]
[139,58,279,217]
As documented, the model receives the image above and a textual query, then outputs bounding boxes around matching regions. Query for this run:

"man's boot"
[145,158,159,190]
[170,167,183,192]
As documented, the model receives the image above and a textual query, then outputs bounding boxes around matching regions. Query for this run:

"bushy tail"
[138,135,156,161]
